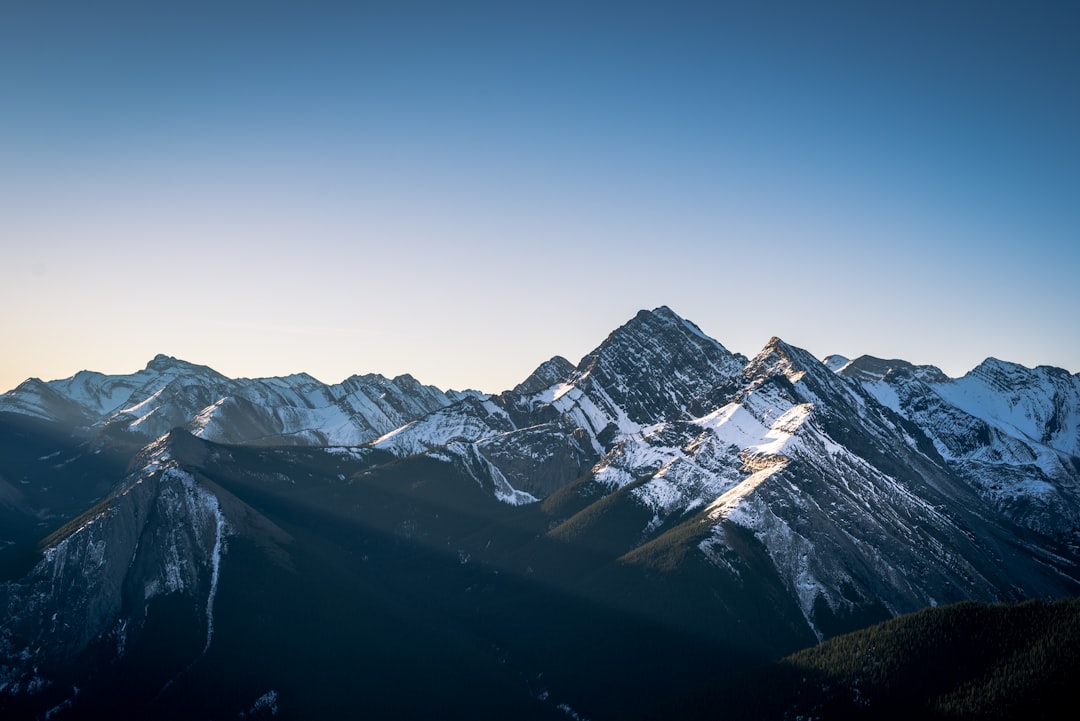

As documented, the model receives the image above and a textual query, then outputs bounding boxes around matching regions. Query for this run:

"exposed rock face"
[511,356,575,395]
[834,354,949,384]
[840,355,1080,535]
[0,432,229,698]
[376,307,749,498]
[367,311,1080,640]
[691,340,1069,638]
[0,356,475,448]
[566,306,747,427]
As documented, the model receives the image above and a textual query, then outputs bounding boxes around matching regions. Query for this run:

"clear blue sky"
[3,1,1078,393]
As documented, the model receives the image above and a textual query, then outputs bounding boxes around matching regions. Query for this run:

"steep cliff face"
[0,433,229,701]
[563,307,747,428]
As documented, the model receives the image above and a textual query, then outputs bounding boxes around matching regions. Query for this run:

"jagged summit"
[639,305,713,339]
[595,306,728,354]
[0,357,470,447]
[568,306,746,425]
[742,336,825,385]
[963,357,1063,388]
[512,356,575,395]
[838,355,949,384]
[146,353,180,368]
[143,354,223,377]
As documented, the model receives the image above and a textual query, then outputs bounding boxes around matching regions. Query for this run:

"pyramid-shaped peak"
[744,337,828,385]
[568,307,746,424]
[513,356,576,395]
[758,336,800,358]
[598,306,732,355]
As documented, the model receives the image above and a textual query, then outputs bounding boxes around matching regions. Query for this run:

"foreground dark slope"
[1,430,775,720]
[182,433,789,719]
[652,597,1080,721]
[0,413,132,580]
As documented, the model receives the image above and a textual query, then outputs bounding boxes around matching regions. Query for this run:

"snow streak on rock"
[0,356,475,448]
[0,435,232,697]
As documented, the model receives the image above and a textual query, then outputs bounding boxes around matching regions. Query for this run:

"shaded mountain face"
[1,306,1078,720]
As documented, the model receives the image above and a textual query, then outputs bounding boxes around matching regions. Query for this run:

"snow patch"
[705,460,790,522]
[241,690,280,717]
[695,400,810,457]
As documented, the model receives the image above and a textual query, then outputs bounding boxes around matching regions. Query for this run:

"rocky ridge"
[1,306,1078,718]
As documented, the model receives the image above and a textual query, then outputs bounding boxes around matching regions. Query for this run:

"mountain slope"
[1,306,1078,719]
[571,336,1080,638]
[655,597,1080,721]
[374,306,747,499]
[0,429,769,720]
[0,355,474,448]
[836,355,1080,536]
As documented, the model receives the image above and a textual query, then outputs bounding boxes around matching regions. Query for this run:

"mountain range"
[1,306,1077,719]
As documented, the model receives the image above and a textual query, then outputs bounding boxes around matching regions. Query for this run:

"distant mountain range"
[2,306,1077,719]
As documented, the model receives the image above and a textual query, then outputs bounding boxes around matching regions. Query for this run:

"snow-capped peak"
[822,354,852,373]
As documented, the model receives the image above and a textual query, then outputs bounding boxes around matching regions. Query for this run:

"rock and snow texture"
[366,311,1079,638]
[546,333,1076,638]
[834,354,1080,535]
[1,305,1078,670]
[557,306,747,429]
[375,306,749,499]
[695,344,998,637]
[0,433,231,693]
[0,355,476,448]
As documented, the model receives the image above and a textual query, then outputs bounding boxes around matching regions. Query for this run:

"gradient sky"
[3,0,1078,394]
